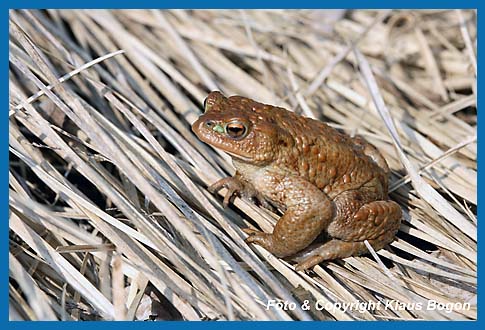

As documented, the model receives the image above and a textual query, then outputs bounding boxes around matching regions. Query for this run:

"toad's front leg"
[245,175,335,257]
[209,172,270,208]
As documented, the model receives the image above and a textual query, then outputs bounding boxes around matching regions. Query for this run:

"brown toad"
[192,91,402,270]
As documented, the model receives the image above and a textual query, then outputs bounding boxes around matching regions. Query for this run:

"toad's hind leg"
[294,200,402,271]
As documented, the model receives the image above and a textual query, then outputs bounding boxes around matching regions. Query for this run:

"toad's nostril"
[205,120,215,128]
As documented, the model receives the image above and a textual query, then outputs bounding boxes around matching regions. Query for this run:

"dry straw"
[9,9,476,320]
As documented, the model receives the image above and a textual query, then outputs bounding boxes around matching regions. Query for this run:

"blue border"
[3,0,480,9]
[4,321,479,327]
[4,1,481,328]
[476,3,481,329]
[3,2,9,325]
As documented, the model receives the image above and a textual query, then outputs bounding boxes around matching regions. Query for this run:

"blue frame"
[4,0,480,327]
[3,0,480,9]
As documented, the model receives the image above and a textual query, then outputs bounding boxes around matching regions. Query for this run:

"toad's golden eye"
[225,121,247,139]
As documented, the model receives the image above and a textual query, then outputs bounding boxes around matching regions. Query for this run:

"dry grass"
[9,9,476,321]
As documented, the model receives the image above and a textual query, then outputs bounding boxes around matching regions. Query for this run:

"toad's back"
[244,100,389,200]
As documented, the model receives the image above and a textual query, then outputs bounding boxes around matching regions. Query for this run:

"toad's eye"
[225,121,247,139]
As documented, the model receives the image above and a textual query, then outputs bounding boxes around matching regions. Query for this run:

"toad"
[192,91,402,271]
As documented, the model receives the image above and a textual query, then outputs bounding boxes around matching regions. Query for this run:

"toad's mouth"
[221,149,253,162]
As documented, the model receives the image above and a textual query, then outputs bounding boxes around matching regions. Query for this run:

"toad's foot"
[242,228,262,236]
[244,230,271,244]
[209,176,270,208]
[208,177,242,207]
[292,239,367,271]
